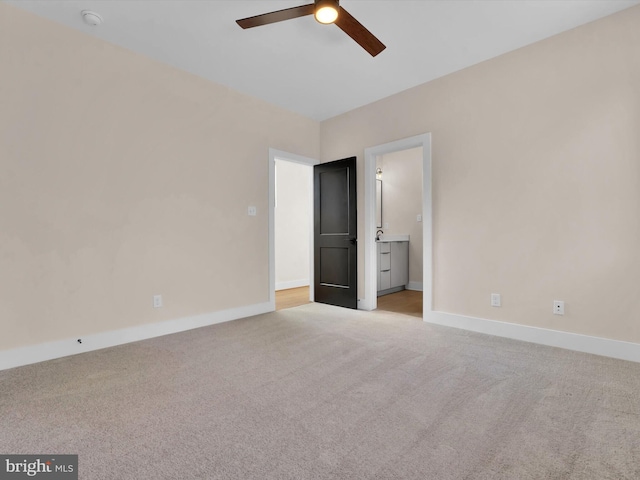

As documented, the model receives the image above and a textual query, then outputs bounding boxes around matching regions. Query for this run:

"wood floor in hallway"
[275,286,310,311]
[276,286,422,318]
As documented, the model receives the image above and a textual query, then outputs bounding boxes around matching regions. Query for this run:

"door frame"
[268,148,319,310]
[362,134,432,314]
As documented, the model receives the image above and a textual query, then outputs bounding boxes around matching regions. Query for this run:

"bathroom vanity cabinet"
[377,241,409,296]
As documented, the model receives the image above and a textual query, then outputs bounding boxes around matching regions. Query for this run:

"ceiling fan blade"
[335,6,386,57]
[236,4,315,29]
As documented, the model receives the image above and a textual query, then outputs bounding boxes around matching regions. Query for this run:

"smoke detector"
[81,10,103,26]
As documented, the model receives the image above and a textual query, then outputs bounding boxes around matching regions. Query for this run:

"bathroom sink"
[376,234,409,242]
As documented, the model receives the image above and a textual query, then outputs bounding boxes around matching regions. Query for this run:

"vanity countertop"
[377,234,409,242]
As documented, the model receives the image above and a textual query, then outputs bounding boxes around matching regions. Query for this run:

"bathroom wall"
[378,148,424,289]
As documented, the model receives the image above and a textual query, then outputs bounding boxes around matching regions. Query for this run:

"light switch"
[417,214,422,222]
[153,294,163,308]
[491,293,501,307]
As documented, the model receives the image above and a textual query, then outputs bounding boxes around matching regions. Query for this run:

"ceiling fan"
[236,0,386,57]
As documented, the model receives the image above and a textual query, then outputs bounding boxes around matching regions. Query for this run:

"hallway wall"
[275,160,311,290]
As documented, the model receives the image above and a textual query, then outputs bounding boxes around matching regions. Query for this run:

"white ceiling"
[7,0,640,121]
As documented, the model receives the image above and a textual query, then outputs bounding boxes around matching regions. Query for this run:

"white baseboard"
[7,303,637,371]
[406,282,423,291]
[425,310,640,364]
[0,301,273,372]
[276,279,310,291]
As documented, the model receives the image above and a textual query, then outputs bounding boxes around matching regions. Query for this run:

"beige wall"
[2,2,640,356]
[275,160,311,289]
[0,4,319,351]
[321,7,640,343]
[379,148,423,286]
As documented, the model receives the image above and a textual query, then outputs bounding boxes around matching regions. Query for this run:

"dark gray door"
[314,157,357,309]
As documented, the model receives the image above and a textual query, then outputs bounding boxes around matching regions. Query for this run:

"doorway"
[363,134,432,315]
[374,147,424,317]
[268,149,318,311]
[274,158,312,310]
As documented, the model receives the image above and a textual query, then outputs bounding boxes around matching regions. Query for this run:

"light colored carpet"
[1,303,639,479]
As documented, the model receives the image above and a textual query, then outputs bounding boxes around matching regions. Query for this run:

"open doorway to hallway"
[271,153,316,311]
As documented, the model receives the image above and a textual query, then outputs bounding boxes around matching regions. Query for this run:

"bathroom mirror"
[376,179,382,228]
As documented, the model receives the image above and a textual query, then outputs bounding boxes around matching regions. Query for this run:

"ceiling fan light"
[315,0,339,24]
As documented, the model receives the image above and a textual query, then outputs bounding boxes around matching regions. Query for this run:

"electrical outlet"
[248,206,257,216]
[417,214,422,222]
[491,293,501,307]
[553,300,564,315]
[153,294,163,308]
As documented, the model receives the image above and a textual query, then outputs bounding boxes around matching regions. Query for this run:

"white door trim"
[268,148,319,310]
[363,134,432,312]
